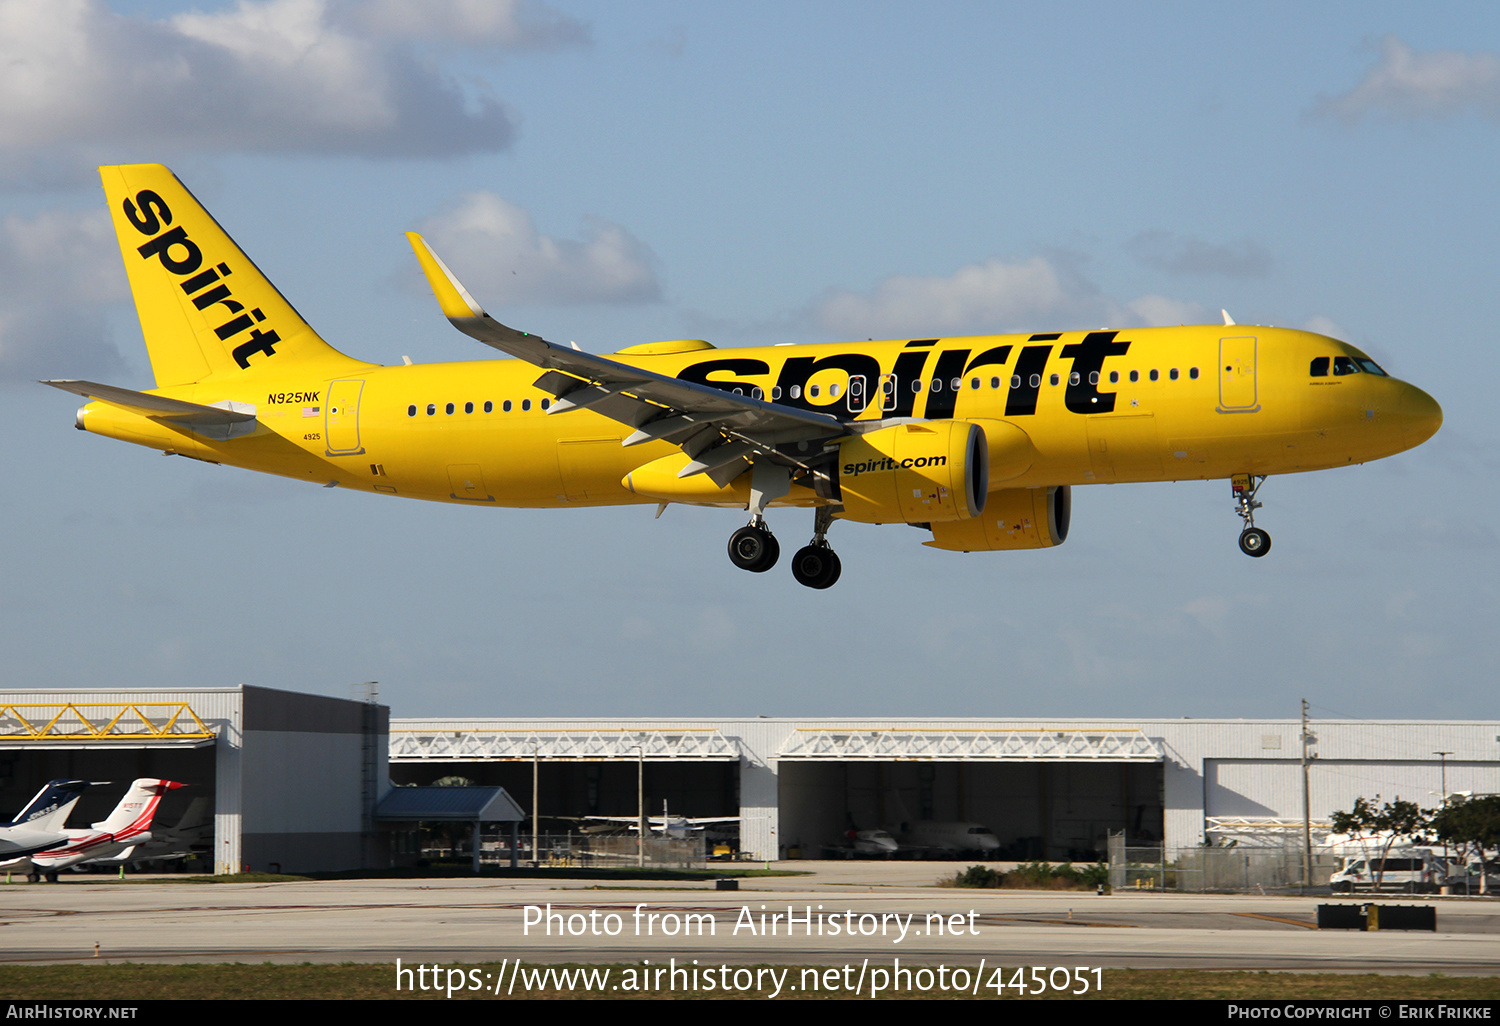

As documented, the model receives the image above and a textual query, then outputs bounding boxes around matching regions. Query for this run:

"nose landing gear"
[1232,474,1271,557]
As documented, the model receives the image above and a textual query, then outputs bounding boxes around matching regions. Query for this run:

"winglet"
[405,232,487,320]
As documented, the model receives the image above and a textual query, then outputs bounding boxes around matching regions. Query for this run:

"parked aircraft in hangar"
[49,165,1442,588]
[4,778,182,883]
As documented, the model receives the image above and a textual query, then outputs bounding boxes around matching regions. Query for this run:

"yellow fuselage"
[78,325,1441,510]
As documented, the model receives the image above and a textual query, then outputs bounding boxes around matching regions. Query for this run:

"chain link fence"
[1107,832,1341,893]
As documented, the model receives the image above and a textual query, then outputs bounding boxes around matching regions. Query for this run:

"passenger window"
[751,386,763,400]
[950,377,961,391]
[1310,357,1329,377]
[426,403,436,416]
[407,405,416,417]
[771,386,782,400]
[829,382,840,398]
[445,402,455,414]
[521,398,531,411]
[970,377,981,390]
[1149,369,1159,382]
[791,385,803,399]
[990,376,1001,389]
[1089,371,1099,385]
[1109,370,1119,384]
[1069,371,1080,386]
[1129,370,1139,383]
[809,384,820,398]
[1189,367,1199,379]
[503,400,513,412]
[541,398,550,410]
[464,401,474,414]
[1169,368,1179,381]
[484,400,493,413]
[1049,373,1060,386]
[931,379,942,392]
[1029,374,1041,388]
[1010,375,1021,389]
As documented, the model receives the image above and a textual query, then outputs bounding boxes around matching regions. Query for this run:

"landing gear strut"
[791,506,842,589]
[1232,474,1271,557]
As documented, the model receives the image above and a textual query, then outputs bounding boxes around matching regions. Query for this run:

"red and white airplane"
[11,779,183,883]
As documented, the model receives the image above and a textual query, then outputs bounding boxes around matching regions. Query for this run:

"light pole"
[632,744,645,869]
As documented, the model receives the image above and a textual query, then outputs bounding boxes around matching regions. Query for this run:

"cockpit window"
[1357,359,1387,376]
[1310,357,1329,377]
[1333,356,1360,376]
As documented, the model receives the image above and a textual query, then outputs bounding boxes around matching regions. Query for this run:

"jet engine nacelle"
[924,485,1070,551]
[837,421,988,524]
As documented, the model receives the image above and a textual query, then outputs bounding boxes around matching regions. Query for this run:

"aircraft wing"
[407,234,847,487]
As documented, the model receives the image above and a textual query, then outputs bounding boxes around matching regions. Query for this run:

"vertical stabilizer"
[99,164,370,387]
[92,779,182,838]
[4,780,91,832]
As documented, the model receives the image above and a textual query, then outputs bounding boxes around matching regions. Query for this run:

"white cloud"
[417,191,662,306]
[812,254,1205,338]
[1317,36,1500,122]
[814,256,1092,338]
[351,0,589,50]
[0,0,533,175]
[1127,231,1271,278]
[0,208,131,380]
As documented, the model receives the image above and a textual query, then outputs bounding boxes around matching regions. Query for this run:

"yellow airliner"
[49,164,1442,589]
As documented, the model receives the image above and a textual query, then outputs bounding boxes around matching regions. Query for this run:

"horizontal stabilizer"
[42,380,256,440]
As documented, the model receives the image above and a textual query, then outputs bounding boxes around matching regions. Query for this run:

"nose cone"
[1399,383,1443,450]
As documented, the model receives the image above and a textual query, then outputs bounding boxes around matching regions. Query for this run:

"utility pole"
[1301,699,1315,888]
[531,740,539,869]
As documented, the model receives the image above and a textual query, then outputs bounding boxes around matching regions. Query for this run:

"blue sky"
[1,1,1495,721]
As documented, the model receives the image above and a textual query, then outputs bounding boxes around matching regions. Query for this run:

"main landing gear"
[725,465,843,588]
[1232,474,1271,557]
[728,518,780,573]
[790,506,841,590]
[726,514,843,588]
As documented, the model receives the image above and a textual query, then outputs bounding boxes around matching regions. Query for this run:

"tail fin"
[4,779,92,832]
[92,779,182,838]
[99,164,367,387]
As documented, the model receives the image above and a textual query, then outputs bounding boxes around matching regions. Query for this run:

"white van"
[1329,854,1448,893]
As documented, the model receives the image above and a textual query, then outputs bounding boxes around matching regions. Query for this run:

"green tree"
[1329,796,1427,889]
[1427,796,1500,894]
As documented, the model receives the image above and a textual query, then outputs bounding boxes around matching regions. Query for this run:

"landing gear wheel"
[791,545,842,589]
[45,871,58,884]
[26,872,39,884]
[1238,527,1271,557]
[728,525,779,572]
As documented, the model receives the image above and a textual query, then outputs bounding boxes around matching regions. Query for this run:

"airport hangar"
[2,686,1497,871]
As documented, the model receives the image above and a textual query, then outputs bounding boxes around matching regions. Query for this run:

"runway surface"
[1,864,1496,975]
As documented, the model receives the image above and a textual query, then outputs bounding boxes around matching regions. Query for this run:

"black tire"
[791,545,842,589]
[1238,527,1271,557]
[26,872,39,884]
[728,526,778,572]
